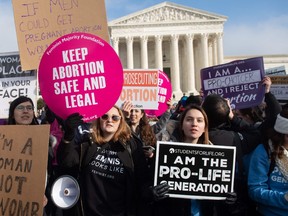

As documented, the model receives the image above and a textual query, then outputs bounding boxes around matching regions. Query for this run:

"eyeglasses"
[15,105,34,112]
[100,114,121,122]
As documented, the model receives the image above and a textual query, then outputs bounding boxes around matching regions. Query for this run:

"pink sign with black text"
[38,33,123,121]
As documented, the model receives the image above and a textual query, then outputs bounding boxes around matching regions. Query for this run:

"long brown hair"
[129,109,157,147]
[91,105,132,145]
[178,104,209,144]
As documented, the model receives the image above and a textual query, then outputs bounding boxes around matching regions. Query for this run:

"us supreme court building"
[108,2,288,99]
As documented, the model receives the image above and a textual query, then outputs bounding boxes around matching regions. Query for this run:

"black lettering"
[21,138,32,155]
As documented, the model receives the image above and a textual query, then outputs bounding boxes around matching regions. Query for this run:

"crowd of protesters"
[3,75,288,216]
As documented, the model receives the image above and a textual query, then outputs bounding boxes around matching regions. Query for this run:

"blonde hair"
[91,105,132,145]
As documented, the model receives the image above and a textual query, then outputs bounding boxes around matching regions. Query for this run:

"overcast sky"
[1,0,288,56]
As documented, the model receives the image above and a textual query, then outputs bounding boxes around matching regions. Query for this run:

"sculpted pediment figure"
[109,2,227,26]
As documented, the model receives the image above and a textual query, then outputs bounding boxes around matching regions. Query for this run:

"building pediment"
[109,1,227,26]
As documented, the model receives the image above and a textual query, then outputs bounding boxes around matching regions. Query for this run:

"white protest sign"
[265,65,286,76]
[269,75,288,101]
[0,52,37,119]
[116,69,159,110]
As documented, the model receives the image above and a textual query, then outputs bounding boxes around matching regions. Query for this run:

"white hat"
[274,114,288,134]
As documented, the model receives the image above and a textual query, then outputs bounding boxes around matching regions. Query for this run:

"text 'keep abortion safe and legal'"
[52,47,105,108]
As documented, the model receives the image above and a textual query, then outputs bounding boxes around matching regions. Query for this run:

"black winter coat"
[57,127,151,216]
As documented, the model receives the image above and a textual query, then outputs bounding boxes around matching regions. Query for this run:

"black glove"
[63,113,84,141]
[45,106,56,124]
[151,182,170,201]
[225,192,237,205]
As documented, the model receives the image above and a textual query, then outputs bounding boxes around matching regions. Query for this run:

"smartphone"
[142,145,155,152]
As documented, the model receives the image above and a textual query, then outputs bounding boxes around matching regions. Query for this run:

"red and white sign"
[116,69,159,110]
[38,33,123,121]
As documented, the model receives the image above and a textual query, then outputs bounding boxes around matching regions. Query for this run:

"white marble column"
[140,36,148,69]
[126,36,134,69]
[208,40,213,66]
[212,36,218,65]
[170,34,182,97]
[200,33,209,68]
[217,32,224,64]
[155,35,163,70]
[111,37,119,55]
[185,34,196,94]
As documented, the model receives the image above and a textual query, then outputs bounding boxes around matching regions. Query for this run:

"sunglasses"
[100,114,121,122]
[15,105,34,112]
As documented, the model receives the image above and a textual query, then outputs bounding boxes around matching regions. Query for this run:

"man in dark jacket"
[201,94,262,216]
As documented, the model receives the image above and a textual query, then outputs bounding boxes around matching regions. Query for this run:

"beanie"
[180,96,188,106]
[274,114,288,135]
[185,95,202,107]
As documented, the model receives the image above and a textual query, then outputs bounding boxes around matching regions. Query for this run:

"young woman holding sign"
[180,105,213,216]
[57,105,169,216]
[156,104,237,216]
[7,96,55,216]
[155,104,210,216]
[121,99,172,167]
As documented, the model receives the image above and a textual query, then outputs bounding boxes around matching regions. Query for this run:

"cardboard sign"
[12,0,109,70]
[38,32,123,121]
[0,52,37,119]
[0,125,50,216]
[145,70,172,117]
[269,75,288,101]
[116,69,159,110]
[154,141,236,200]
[201,57,265,109]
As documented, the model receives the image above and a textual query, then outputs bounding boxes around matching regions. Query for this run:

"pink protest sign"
[146,70,172,117]
[38,33,123,121]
